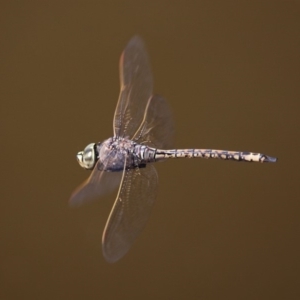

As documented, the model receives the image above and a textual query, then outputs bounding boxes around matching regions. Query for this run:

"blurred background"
[1,1,299,299]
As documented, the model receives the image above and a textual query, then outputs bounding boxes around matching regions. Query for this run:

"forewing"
[69,156,123,207]
[132,95,175,149]
[102,164,158,263]
[113,36,153,139]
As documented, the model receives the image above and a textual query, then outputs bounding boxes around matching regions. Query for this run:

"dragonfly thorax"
[96,137,139,172]
[77,143,96,170]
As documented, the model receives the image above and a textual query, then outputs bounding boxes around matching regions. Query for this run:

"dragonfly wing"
[102,164,158,263]
[113,36,153,139]
[132,95,175,149]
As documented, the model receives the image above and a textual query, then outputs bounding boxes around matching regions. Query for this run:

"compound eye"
[82,143,96,169]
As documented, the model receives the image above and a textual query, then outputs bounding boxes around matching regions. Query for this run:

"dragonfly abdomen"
[153,149,277,163]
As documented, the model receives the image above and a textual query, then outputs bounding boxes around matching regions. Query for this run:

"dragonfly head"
[76,143,96,170]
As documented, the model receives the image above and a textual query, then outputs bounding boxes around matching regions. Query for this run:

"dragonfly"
[70,36,277,263]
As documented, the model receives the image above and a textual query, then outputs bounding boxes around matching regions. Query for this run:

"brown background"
[1,1,299,299]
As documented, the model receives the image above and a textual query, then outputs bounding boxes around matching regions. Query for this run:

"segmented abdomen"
[153,148,277,163]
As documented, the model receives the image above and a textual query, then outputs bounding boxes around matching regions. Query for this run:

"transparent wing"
[102,164,158,263]
[114,36,153,139]
[69,154,123,207]
[132,95,175,149]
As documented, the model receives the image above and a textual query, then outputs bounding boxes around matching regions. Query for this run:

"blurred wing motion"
[69,155,123,207]
[102,163,158,263]
[133,95,175,149]
[71,36,163,262]
[114,36,153,139]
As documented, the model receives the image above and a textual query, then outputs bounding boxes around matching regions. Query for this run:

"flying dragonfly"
[70,36,277,263]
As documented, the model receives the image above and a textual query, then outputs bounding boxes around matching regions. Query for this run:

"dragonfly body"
[70,36,277,263]
[81,137,276,174]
